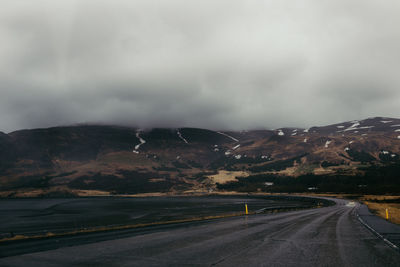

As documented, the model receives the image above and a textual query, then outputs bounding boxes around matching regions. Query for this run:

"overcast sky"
[1,0,400,132]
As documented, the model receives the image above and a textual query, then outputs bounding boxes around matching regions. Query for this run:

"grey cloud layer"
[1,0,400,132]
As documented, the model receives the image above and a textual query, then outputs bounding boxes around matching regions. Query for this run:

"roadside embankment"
[357,204,400,250]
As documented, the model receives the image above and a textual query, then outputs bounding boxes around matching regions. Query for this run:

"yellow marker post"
[386,208,389,220]
[245,203,248,215]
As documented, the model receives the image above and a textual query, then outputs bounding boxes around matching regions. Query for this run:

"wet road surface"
[1,198,399,266]
[0,196,315,238]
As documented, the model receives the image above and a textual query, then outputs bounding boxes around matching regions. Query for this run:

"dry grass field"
[207,170,249,184]
[362,196,400,225]
[363,202,400,224]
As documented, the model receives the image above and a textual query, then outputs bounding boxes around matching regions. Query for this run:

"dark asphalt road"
[0,196,314,238]
[1,198,399,266]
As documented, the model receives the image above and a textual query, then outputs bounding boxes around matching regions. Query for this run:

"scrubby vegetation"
[247,154,307,172]
[379,152,399,162]
[346,149,376,163]
[69,170,185,194]
[217,163,400,194]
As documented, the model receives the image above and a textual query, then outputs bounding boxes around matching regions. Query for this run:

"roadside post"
[245,203,248,215]
[386,208,389,220]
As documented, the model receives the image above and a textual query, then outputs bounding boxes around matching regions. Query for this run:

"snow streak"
[177,130,189,144]
[217,131,239,142]
[324,140,332,148]
[133,131,146,153]
[232,144,240,150]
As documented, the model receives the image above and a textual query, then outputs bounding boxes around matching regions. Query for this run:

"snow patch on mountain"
[234,155,242,160]
[177,130,189,144]
[278,130,285,136]
[217,131,239,142]
[341,125,374,132]
[381,120,393,124]
[232,144,240,150]
[133,131,146,153]
[325,140,332,148]
[342,122,359,131]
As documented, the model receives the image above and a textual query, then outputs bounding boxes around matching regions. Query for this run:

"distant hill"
[1,117,400,197]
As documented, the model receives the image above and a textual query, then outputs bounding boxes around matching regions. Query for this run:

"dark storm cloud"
[1,0,400,132]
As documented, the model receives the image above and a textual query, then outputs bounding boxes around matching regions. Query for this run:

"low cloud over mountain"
[1,0,400,132]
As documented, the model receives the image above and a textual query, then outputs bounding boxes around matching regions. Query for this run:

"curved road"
[1,198,400,266]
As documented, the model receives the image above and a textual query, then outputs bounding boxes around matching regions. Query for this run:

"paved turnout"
[1,198,400,266]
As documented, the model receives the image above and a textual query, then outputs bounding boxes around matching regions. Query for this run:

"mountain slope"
[1,117,400,196]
